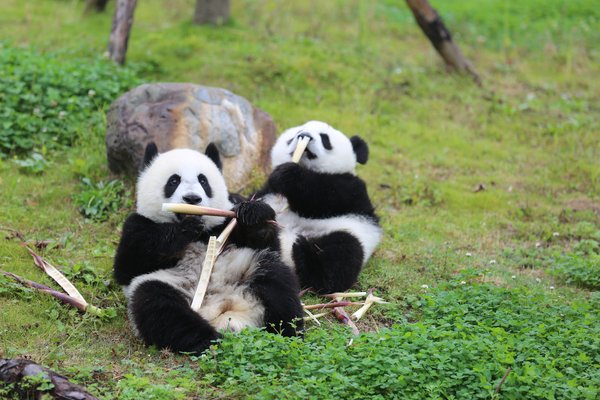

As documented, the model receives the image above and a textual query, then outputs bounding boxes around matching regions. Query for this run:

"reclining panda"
[113,143,303,355]
[256,120,382,294]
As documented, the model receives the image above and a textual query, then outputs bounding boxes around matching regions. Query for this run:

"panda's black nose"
[183,194,202,205]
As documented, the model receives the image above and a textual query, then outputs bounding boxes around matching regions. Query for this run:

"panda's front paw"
[179,215,205,240]
[268,162,303,192]
[234,201,276,226]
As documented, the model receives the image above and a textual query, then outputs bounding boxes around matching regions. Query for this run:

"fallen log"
[0,358,98,400]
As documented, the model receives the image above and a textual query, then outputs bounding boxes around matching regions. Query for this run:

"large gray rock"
[106,83,276,191]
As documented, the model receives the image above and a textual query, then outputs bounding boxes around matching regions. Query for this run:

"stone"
[105,83,276,191]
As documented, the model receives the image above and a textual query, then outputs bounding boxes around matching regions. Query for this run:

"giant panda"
[256,120,382,294]
[113,143,304,355]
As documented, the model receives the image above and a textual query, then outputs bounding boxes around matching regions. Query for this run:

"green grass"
[1,0,599,398]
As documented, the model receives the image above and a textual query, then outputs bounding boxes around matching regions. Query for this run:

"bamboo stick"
[332,307,360,336]
[351,289,388,321]
[303,301,363,310]
[190,218,237,311]
[190,236,218,311]
[25,246,88,307]
[1,271,102,316]
[291,136,311,163]
[162,203,235,218]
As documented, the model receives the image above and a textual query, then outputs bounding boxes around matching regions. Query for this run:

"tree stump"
[406,0,480,84]
[0,358,98,400]
[85,0,110,13]
[194,0,230,25]
[108,0,137,65]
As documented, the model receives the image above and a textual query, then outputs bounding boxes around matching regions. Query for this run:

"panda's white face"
[271,120,366,174]
[136,148,232,228]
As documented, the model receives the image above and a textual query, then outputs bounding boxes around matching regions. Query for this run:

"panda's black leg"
[293,231,364,294]
[129,280,220,355]
[248,253,304,337]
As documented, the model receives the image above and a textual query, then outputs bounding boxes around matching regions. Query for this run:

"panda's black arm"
[264,163,377,219]
[113,213,207,286]
[226,201,280,251]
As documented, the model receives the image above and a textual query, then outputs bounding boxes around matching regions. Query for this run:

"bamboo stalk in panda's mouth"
[162,203,236,218]
[163,202,281,228]
[291,136,311,163]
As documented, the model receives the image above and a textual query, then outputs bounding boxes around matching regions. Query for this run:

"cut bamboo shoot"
[26,247,88,307]
[190,236,218,311]
[216,218,237,253]
[190,218,237,311]
[162,203,235,218]
[351,289,388,321]
[291,136,311,163]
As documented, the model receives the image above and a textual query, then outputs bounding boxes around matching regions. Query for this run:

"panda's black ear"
[205,143,222,170]
[350,135,369,165]
[142,142,159,169]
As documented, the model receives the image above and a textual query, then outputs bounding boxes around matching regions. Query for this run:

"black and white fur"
[257,120,382,294]
[113,143,303,355]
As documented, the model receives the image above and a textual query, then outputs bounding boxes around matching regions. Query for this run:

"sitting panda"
[256,120,382,294]
[113,143,303,355]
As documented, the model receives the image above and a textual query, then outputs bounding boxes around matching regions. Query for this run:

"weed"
[12,152,49,175]
[72,178,132,222]
[193,283,599,400]
[0,43,139,155]
[550,253,600,289]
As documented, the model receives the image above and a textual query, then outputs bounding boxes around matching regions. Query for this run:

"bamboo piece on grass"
[303,301,363,310]
[1,271,102,316]
[25,246,88,307]
[323,291,367,299]
[332,307,360,336]
[351,289,389,321]
[303,308,324,325]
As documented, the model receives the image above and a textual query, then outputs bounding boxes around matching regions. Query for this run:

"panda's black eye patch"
[198,174,213,198]
[164,174,181,198]
[319,133,332,150]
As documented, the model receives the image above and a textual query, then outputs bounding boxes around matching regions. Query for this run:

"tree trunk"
[85,0,110,13]
[194,0,230,25]
[0,358,98,400]
[405,0,481,84]
[108,0,137,65]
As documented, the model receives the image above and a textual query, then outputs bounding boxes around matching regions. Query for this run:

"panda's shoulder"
[324,171,367,187]
[123,213,157,232]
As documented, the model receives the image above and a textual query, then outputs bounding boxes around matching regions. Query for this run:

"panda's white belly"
[125,242,265,333]
[263,194,382,269]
